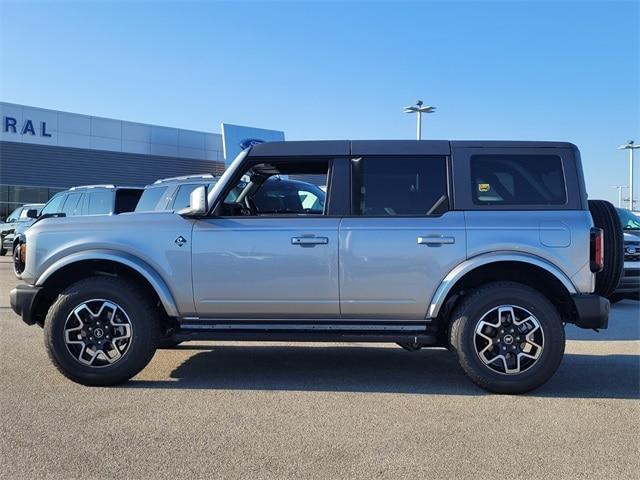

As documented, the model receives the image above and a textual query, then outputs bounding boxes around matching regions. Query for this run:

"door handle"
[417,235,455,246]
[291,236,329,246]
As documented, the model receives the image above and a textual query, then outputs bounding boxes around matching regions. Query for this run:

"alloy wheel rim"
[474,305,544,375]
[63,299,133,367]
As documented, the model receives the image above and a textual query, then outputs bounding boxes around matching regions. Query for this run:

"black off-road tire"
[12,242,24,275]
[588,200,623,297]
[44,276,161,386]
[449,282,565,394]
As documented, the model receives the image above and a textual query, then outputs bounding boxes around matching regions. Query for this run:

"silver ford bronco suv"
[10,140,622,393]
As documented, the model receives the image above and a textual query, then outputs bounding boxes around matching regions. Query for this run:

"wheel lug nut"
[502,346,507,351]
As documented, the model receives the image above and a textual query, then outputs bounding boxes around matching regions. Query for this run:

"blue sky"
[1,0,638,204]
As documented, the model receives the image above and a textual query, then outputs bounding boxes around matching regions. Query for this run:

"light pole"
[618,140,640,211]
[404,100,436,140]
[611,185,627,208]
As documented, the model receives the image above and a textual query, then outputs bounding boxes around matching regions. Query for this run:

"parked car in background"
[136,173,326,215]
[609,208,640,302]
[0,203,45,256]
[135,174,218,212]
[617,207,640,238]
[11,185,143,273]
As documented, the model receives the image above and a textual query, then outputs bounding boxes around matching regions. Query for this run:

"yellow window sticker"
[478,183,490,192]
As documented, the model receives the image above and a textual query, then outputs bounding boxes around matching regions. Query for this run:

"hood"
[624,231,640,241]
[27,210,180,236]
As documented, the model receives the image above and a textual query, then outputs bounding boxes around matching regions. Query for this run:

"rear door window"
[87,191,113,215]
[471,155,566,206]
[61,193,83,216]
[354,157,448,216]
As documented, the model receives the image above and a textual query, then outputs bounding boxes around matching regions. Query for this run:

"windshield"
[617,208,640,230]
[207,149,249,208]
[19,205,43,219]
[5,207,22,222]
[41,194,65,215]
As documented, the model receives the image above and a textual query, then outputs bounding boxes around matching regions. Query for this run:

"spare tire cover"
[588,200,623,297]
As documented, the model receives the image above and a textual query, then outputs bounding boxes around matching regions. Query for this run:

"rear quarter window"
[471,155,567,206]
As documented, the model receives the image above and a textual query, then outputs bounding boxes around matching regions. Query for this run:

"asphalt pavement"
[1,256,638,479]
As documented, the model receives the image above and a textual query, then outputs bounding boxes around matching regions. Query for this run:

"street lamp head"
[404,105,436,114]
[618,140,639,150]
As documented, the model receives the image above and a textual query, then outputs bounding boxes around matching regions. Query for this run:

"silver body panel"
[23,207,595,322]
[192,217,340,318]
[464,210,594,294]
[20,141,597,324]
[23,212,195,316]
[339,213,466,319]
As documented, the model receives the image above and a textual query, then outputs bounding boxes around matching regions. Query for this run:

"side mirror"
[26,209,38,219]
[178,185,208,217]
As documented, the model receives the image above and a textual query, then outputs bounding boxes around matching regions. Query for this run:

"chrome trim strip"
[179,322,427,332]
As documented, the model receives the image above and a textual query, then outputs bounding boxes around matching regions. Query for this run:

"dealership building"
[0,101,285,218]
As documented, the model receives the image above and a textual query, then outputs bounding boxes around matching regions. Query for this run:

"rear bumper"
[571,294,609,330]
[9,284,43,325]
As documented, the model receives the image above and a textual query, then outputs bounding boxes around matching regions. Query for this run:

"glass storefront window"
[0,185,66,220]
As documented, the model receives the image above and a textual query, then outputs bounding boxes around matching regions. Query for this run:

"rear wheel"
[588,200,623,297]
[44,276,160,386]
[449,282,565,394]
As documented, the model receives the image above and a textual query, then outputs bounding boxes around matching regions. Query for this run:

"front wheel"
[44,276,161,386]
[449,282,565,394]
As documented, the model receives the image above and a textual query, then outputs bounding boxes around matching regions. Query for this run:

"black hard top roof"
[249,140,577,157]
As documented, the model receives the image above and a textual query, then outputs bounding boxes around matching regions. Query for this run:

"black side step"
[172,319,440,345]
